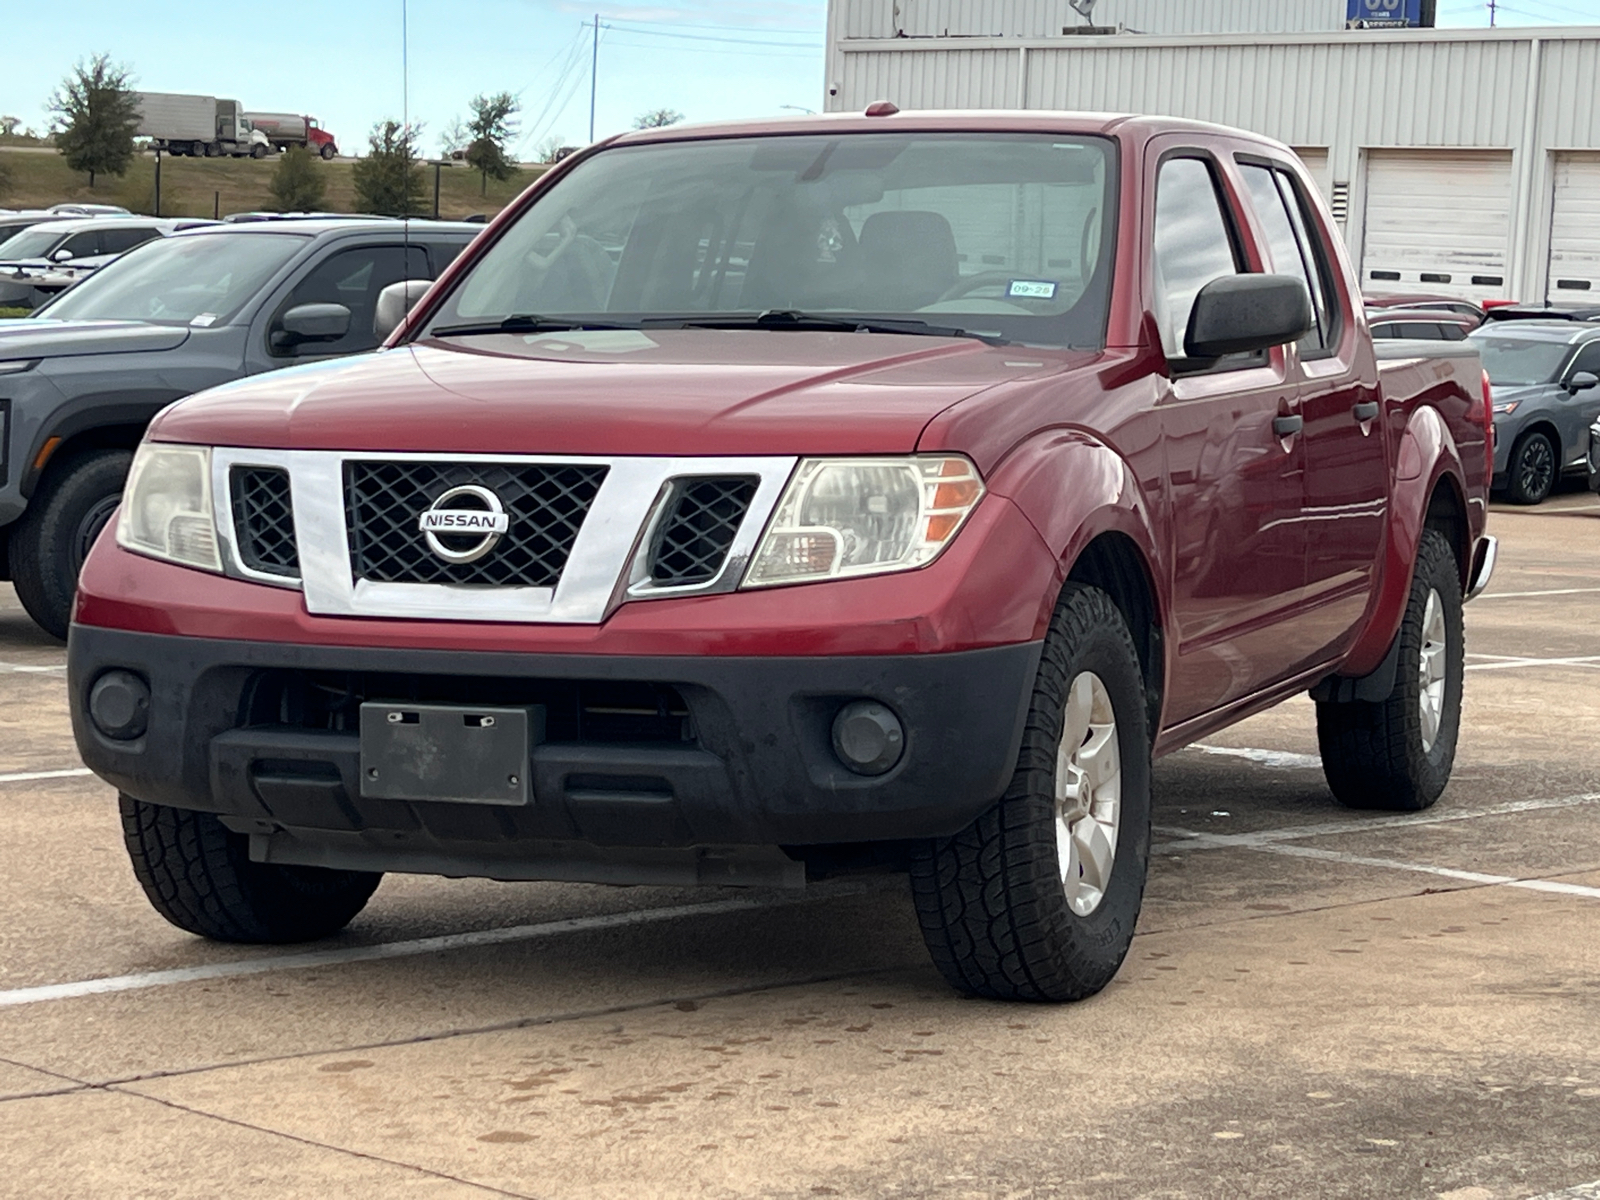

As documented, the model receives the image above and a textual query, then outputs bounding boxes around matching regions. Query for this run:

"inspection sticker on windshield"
[190,313,218,327]
[1007,280,1058,300]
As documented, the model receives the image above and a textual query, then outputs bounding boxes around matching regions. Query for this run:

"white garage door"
[1361,151,1513,301]
[1291,148,1331,204]
[1548,153,1600,299]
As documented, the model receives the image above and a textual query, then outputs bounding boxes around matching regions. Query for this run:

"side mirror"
[51,248,74,263]
[1568,371,1599,394]
[272,302,351,350]
[1184,274,1314,360]
[373,278,433,341]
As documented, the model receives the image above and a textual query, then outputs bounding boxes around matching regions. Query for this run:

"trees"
[269,145,326,212]
[49,54,141,188]
[533,136,569,164]
[464,92,520,197]
[633,109,684,130]
[352,120,425,217]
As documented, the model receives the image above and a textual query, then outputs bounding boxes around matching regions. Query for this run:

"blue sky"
[1,0,1593,157]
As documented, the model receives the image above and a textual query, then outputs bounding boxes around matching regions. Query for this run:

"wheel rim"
[1418,588,1448,754]
[1518,437,1554,499]
[73,495,120,573]
[1055,671,1122,918]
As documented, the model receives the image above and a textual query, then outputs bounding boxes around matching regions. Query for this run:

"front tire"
[910,585,1151,1002]
[120,796,381,943]
[1316,528,1464,811]
[319,142,337,160]
[1505,430,1556,505]
[9,448,132,640]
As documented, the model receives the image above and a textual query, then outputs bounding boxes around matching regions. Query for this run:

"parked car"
[46,203,133,217]
[1587,416,1600,495]
[1482,303,1600,324]
[0,217,215,310]
[0,218,480,637]
[1365,292,1485,325]
[1366,308,1477,341]
[0,212,74,250]
[67,112,1493,1004]
[1469,321,1600,504]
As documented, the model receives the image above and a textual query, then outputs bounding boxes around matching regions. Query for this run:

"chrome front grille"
[345,460,608,587]
[646,477,759,587]
[209,450,795,624]
[230,466,299,577]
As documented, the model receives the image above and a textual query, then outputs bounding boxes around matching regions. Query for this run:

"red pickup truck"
[69,111,1495,1003]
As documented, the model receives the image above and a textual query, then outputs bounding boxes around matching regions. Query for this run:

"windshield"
[1470,332,1571,387]
[0,226,68,261]
[425,132,1118,348]
[39,232,307,325]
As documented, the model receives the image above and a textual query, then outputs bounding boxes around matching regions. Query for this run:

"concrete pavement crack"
[106,1085,545,1199]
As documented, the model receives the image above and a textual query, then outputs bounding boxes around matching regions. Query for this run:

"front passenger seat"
[857,211,959,311]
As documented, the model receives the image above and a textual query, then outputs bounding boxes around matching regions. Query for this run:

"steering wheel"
[935,270,1023,303]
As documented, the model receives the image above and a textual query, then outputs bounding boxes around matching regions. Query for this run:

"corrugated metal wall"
[823,26,1600,302]
[836,0,1345,39]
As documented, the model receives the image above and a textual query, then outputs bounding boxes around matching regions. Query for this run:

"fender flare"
[20,393,176,499]
[1337,403,1467,680]
[983,428,1166,643]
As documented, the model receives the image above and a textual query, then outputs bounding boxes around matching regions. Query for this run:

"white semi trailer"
[135,93,271,158]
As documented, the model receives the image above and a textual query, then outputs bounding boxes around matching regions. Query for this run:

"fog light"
[831,700,904,776]
[89,670,150,740]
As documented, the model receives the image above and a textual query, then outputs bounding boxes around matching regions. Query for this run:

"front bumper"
[70,625,1042,883]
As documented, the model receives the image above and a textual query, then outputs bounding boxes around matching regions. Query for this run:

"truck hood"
[0,318,192,361]
[149,329,1065,455]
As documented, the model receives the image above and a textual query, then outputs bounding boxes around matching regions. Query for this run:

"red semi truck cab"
[69,111,1494,1002]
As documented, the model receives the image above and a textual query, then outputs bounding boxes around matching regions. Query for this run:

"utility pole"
[1489,0,1497,26]
[589,13,600,143]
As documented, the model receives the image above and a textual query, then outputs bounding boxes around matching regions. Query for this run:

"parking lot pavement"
[2,489,1599,1199]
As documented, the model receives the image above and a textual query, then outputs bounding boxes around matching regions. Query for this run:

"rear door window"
[1239,162,1338,355]
[99,228,161,255]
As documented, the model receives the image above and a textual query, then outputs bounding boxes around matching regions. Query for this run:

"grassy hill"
[0,148,542,221]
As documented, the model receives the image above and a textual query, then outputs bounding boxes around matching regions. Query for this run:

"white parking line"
[1466,653,1600,671]
[0,661,66,675]
[1190,838,1600,900]
[0,892,847,1009]
[1474,587,1600,600]
[1155,792,1600,852]
[0,768,94,785]
[1192,745,1323,770]
[1527,1181,1600,1199]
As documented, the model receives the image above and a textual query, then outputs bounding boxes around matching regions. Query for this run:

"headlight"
[743,456,984,588]
[115,443,222,572]
[1492,401,1520,414]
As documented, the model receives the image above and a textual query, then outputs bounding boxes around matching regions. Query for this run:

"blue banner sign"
[1347,0,1424,25]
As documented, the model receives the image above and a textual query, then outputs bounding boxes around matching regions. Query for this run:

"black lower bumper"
[69,625,1041,880]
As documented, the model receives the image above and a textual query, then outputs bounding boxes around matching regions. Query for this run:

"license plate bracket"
[359,702,544,805]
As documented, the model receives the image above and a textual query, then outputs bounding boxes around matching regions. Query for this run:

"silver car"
[1470,322,1600,504]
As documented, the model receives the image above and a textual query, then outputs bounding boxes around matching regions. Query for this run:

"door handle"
[1273,415,1303,437]
[1352,401,1380,422]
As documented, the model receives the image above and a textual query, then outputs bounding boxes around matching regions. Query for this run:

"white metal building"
[822,7,1600,304]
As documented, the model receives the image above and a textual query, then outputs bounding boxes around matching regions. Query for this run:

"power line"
[603,21,823,48]
[602,36,824,58]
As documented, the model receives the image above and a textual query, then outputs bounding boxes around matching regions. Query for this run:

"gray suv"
[1470,322,1600,505]
[0,218,480,636]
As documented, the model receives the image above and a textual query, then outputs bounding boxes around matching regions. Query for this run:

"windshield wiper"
[666,309,1008,345]
[428,314,640,337]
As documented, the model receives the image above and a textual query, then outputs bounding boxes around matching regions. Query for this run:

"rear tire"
[9,448,132,640]
[1505,430,1556,505]
[120,795,381,943]
[910,585,1151,1002]
[1316,528,1464,811]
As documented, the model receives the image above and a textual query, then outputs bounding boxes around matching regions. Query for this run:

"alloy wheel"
[1055,671,1122,917]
